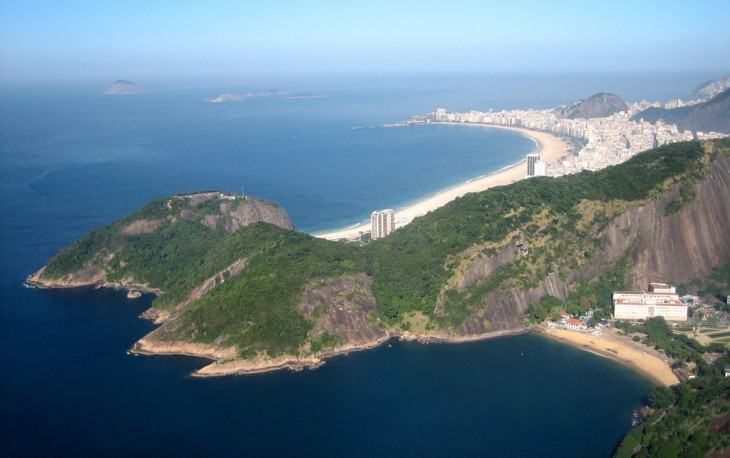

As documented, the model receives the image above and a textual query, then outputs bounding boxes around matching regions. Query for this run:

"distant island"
[205,90,324,103]
[205,90,284,103]
[287,93,325,100]
[102,80,146,95]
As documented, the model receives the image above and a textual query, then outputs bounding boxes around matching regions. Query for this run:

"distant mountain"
[103,80,146,95]
[559,92,629,119]
[632,88,730,134]
[691,75,730,100]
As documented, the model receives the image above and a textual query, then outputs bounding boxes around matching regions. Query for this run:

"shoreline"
[133,327,534,377]
[539,327,679,387]
[315,124,569,241]
[130,325,680,386]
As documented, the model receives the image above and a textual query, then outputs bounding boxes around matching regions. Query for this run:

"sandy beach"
[541,327,679,386]
[315,124,570,240]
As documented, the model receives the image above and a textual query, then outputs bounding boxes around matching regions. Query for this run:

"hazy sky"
[2,0,729,82]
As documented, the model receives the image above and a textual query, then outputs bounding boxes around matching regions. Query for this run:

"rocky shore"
[130,324,532,377]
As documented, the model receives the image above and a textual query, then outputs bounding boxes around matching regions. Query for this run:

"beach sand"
[315,125,570,240]
[541,327,679,386]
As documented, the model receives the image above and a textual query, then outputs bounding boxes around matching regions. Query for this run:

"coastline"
[539,327,679,387]
[315,124,569,241]
[130,324,681,385]
[133,327,533,377]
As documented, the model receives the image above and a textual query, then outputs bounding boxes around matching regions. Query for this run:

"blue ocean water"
[0,73,701,456]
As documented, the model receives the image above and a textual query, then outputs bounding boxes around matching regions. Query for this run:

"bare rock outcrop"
[560,92,629,120]
[607,157,730,289]
[220,198,294,233]
[450,156,730,336]
[302,273,386,347]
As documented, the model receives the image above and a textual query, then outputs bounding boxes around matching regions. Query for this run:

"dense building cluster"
[425,100,726,177]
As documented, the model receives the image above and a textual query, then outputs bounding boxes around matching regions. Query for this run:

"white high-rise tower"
[371,209,395,240]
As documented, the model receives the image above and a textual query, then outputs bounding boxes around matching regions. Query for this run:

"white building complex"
[613,283,687,321]
[371,209,395,240]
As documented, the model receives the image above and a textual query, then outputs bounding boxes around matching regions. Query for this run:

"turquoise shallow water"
[0,74,694,456]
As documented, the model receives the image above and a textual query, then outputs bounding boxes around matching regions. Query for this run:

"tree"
[647,386,675,409]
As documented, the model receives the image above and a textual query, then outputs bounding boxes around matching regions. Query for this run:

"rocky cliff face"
[611,156,730,288]
[560,92,629,119]
[217,198,294,232]
[450,155,730,336]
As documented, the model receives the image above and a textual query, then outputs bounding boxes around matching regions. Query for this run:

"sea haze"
[0,74,692,456]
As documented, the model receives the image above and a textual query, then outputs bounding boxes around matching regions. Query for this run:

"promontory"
[28,139,730,376]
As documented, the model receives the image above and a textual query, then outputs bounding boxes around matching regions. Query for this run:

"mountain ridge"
[632,88,730,134]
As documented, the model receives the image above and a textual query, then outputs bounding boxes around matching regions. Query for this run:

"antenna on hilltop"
[241,187,246,199]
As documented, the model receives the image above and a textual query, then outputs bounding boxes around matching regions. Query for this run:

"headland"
[315,124,569,240]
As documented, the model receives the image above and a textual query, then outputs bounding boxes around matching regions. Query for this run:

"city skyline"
[2,0,730,83]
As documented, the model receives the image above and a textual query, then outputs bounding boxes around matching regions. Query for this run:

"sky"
[1,0,729,83]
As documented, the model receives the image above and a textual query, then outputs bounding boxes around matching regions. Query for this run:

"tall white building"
[526,153,540,177]
[371,209,395,240]
[534,160,548,177]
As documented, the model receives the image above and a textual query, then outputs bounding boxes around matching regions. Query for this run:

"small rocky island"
[103,80,146,95]
[205,90,284,103]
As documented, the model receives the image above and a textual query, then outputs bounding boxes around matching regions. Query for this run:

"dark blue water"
[0,74,687,456]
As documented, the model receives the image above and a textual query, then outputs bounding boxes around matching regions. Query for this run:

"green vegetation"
[369,140,710,326]
[614,355,730,457]
[34,139,730,453]
[36,139,730,358]
[640,317,725,371]
[524,244,635,325]
[169,224,364,357]
[680,263,730,311]
[612,319,730,456]
[310,332,344,353]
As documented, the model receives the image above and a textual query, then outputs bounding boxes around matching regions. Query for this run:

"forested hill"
[29,139,730,373]
[632,88,730,134]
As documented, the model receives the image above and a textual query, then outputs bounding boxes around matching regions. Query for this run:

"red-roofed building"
[564,318,588,330]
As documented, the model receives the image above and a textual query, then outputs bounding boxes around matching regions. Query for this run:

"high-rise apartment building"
[371,209,395,240]
[534,159,547,177]
[526,153,540,177]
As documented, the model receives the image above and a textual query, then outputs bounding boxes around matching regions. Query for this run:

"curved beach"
[315,125,570,240]
[542,327,680,386]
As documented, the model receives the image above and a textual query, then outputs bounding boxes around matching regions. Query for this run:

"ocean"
[0,73,704,456]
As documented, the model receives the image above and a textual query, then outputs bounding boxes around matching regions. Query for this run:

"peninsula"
[28,138,730,382]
